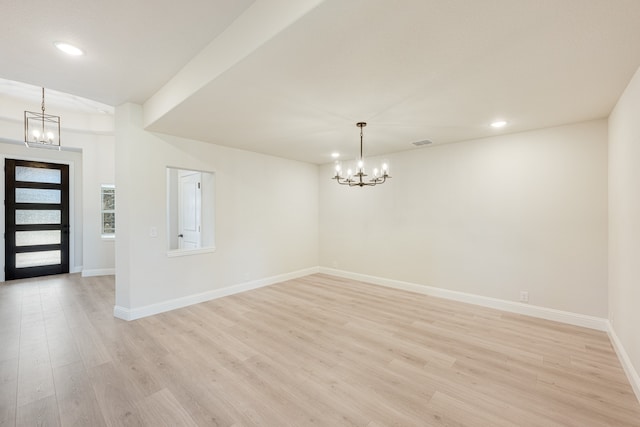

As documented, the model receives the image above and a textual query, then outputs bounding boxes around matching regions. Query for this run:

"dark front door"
[4,159,70,280]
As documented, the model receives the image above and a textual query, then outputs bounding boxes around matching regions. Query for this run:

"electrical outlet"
[520,291,529,303]
[150,226,158,238]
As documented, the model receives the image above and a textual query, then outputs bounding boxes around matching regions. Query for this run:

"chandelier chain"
[360,125,363,160]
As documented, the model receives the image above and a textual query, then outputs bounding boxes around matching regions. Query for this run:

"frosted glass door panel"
[16,210,61,225]
[15,251,61,268]
[15,166,61,183]
[16,188,61,204]
[16,230,61,246]
[5,158,69,280]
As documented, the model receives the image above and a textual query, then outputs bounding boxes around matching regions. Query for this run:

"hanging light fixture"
[24,87,61,150]
[333,122,391,187]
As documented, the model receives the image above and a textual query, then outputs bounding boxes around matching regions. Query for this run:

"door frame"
[1,153,76,282]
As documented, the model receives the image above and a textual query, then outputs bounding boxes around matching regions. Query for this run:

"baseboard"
[110,265,638,403]
[607,324,640,402]
[319,267,609,331]
[113,305,130,321]
[82,268,115,277]
[113,266,319,321]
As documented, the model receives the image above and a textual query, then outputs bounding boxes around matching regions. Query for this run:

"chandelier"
[333,122,391,187]
[24,87,61,150]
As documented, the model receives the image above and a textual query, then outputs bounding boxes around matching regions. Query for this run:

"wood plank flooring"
[0,273,638,426]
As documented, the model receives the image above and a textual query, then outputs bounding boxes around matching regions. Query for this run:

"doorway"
[4,159,70,280]
[178,171,202,250]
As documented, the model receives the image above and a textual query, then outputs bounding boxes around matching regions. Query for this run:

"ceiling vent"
[412,139,433,147]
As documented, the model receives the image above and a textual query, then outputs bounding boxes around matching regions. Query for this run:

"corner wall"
[114,104,318,315]
[319,120,608,318]
[608,66,640,397]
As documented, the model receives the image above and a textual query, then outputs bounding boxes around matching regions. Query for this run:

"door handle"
[178,234,184,238]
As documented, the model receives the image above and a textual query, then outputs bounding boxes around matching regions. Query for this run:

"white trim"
[82,268,115,277]
[166,246,216,257]
[319,267,609,331]
[607,324,640,402]
[113,306,130,320]
[112,266,319,321]
[70,266,83,274]
[109,264,639,404]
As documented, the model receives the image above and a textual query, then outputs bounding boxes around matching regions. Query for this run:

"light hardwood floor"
[0,273,638,426]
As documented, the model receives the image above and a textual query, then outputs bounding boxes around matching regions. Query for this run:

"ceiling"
[0,0,255,105]
[2,0,640,164]
[0,78,113,114]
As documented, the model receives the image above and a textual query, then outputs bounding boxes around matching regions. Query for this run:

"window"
[101,185,115,237]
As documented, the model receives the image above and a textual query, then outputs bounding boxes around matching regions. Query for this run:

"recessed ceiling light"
[331,152,340,158]
[54,42,84,56]
[491,120,507,128]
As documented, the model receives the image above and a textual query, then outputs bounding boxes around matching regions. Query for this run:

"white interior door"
[178,172,201,250]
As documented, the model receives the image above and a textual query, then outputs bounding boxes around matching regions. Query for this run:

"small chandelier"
[24,87,61,150]
[333,122,391,187]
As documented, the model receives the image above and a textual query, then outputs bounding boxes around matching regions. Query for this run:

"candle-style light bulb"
[382,163,389,175]
[373,167,379,178]
[32,129,41,141]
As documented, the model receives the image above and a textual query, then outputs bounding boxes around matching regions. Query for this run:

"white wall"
[0,95,115,279]
[609,66,640,391]
[114,103,318,312]
[80,133,116,275]
[320,120,608,317]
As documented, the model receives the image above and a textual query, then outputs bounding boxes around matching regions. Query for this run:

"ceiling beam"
[143,0,325,128]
